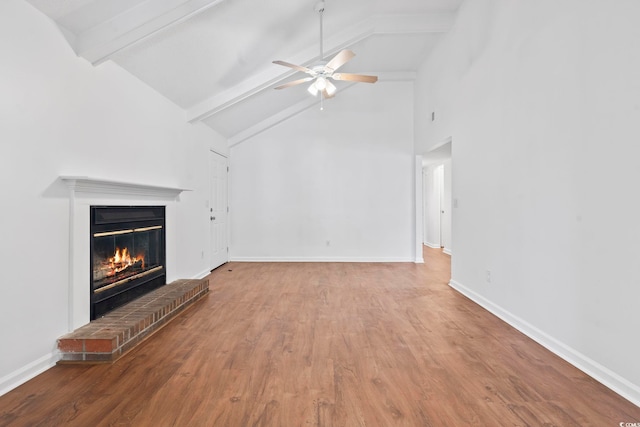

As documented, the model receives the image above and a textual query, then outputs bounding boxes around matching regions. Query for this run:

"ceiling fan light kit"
[272,0,378,103]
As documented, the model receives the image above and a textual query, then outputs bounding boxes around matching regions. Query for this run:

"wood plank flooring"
[1,247,639,426]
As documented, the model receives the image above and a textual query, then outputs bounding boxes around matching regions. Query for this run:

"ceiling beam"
[186,13,454,124]
[74,0,227,65]
[226,71,416,147]
[226,92,337,148]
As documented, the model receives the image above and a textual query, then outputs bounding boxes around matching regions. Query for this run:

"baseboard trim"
[229,256,414,263]
[0,352,59,397]
[449,279,640,408]
[443,248,452,255]
[424,242,440,249]
[193,268,214,279]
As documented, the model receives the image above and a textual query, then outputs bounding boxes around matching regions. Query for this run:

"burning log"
[93,247,145,282]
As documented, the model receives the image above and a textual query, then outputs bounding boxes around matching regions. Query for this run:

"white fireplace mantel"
[60,176,190,200]
[61,176,190,332]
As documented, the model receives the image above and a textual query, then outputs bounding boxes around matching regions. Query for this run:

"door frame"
[209,149,229,270]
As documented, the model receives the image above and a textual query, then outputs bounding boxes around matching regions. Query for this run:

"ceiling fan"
[272,1,378,100]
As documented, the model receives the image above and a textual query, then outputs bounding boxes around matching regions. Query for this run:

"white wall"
[0,0,227,395]
[415,0,640,405]
[230,82,415,262]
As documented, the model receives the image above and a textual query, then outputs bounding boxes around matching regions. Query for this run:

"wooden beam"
[75,0,227,65]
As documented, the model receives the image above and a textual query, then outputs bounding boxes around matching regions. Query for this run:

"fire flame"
[108,247,145,276]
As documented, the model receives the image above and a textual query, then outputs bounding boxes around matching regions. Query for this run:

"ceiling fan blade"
[324,49,355,73]
[332,73,378,83]
[272,60,314,74]
[274,77,314,90]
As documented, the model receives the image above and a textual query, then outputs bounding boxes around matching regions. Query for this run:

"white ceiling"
[26,0,463,141]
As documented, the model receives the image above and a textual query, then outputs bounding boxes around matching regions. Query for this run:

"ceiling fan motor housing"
[311,63,328,75]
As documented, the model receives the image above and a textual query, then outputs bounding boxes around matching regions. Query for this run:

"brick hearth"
[57,278,209,363]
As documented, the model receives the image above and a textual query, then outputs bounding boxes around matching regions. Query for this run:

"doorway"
[422,140,452,255]
[423,164,444,248]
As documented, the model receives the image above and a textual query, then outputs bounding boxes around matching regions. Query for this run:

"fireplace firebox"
[90,206,166,319]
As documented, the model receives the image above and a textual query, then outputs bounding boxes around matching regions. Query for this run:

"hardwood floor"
[1,247,639,426]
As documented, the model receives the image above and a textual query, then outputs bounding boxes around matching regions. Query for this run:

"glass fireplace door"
[92,226,163,293]
[90,206,166,319]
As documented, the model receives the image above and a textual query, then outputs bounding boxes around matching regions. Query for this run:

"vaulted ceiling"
[26,0,462,144]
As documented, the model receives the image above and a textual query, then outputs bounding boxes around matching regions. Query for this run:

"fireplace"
[90,206,166,319]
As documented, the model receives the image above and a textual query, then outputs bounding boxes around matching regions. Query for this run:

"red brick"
[58,339,83,352]
[84,338,115,353]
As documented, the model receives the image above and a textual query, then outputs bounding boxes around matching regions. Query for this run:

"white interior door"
[437,164,444,247]
[209,150,228,270]
[434,164,444,248]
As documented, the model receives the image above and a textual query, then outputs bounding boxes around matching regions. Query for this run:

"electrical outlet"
[326,240,331,246]
[486,270,491,283]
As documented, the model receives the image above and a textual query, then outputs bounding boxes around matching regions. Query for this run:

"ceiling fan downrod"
[316,1,325,110]
[315,1,325,60]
